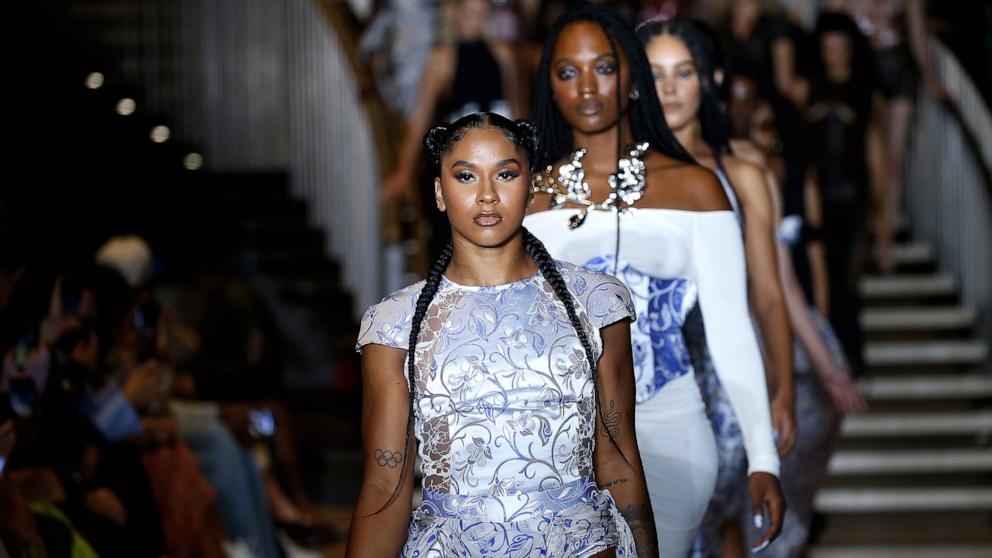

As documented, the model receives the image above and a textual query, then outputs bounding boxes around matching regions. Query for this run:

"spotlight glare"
[150,125,170,143]
[183,153,203,170]
[116,98,136,115]
[85,72,104,89]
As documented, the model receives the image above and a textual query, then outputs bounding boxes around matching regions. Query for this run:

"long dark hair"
[532,2,694,169]
[637,18,733,163]
[810,11,877,119]
[364,112,623,516]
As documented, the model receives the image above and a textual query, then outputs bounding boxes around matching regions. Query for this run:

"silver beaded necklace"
[532,142,650,229]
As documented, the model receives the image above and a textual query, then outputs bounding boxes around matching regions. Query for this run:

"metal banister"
[904,38,992,341]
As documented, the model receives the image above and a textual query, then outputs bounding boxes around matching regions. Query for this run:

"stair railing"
[904,38,992,343]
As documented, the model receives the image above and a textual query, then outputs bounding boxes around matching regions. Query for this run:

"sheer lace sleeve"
[355,282,424,352]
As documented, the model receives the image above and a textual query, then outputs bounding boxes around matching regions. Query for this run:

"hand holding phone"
[248,408,275,438]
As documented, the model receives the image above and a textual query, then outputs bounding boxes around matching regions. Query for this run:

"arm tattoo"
[374,448,403,468]
[620,503,659,558]
[601,400,622,440]
[601,478,629,490]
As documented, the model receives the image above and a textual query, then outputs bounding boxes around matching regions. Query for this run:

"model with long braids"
[639,18,867,557]
[348,112,657,557]
[523,4,783,557]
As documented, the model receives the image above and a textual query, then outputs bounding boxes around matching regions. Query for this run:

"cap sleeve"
[355,282,423,352]
[563,262,636,330]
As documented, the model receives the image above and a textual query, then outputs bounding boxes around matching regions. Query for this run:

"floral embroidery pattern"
[583,255,698,403]
[357,261,637,557]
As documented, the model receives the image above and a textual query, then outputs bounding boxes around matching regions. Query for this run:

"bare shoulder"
[722,156,768,203]
[645,154,731,212]
[728,139,767,167]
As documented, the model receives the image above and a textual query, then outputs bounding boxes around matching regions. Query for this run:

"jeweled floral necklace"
[532,142,650,229]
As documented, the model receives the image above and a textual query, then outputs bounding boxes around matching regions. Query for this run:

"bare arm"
[905,0,945,97]
[730,159,796,455]
[381,47,453,201]
[771,37,808,106]
[594,320,658,558]
[346,344,416,557]
[766,170,867,414]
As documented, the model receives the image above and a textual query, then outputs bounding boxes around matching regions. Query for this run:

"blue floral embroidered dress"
[356,261,638,557]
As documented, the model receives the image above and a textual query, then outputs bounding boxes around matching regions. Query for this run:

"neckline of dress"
[525,207,736,218]
[440,269,543,291]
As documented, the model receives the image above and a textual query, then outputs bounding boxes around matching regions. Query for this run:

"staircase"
[809,242,992,557]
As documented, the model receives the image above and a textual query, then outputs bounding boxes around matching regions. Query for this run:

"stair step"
[865,340,989,367]
[828,449,992,475]
[841,410,992,437]
[861,306,976,332]
[814,486,992,512]
[810,545,992,558]
[860,274,955,299]
[890,242,934,266]
[860,374,992,400]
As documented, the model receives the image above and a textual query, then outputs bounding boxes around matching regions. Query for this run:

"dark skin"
[529,21,785,551]
[347,127,657,557]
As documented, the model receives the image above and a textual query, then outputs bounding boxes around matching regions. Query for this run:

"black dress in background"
[807,78,872,375]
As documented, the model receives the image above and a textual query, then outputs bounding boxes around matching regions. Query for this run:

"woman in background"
[524,5,783,555]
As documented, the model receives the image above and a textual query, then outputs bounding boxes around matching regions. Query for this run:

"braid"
[361,241,453,518]
[522,229,628,459]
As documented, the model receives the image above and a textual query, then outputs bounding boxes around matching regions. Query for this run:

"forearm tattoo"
[601,400,622,440]
[374,448,403,468]
[621,503,658,558]
[601,478,629,490]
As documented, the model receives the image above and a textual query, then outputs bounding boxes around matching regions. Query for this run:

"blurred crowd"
[0,234,341,557]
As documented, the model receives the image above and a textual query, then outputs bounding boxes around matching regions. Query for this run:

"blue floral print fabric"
[356,260,638,557]
[583,255,698,404]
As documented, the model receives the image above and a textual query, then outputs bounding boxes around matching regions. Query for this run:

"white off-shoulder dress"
[525,209,780,558]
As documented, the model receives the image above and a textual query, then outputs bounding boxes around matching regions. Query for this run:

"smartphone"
[248,408,275,438]
[8,377,38,419]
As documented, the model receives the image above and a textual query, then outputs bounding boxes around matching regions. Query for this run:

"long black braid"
[522,229,629,459]
[363,241,453,518]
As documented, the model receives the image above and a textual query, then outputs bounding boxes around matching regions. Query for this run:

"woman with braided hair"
[523,4,783,556]
[347,112,657,557]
